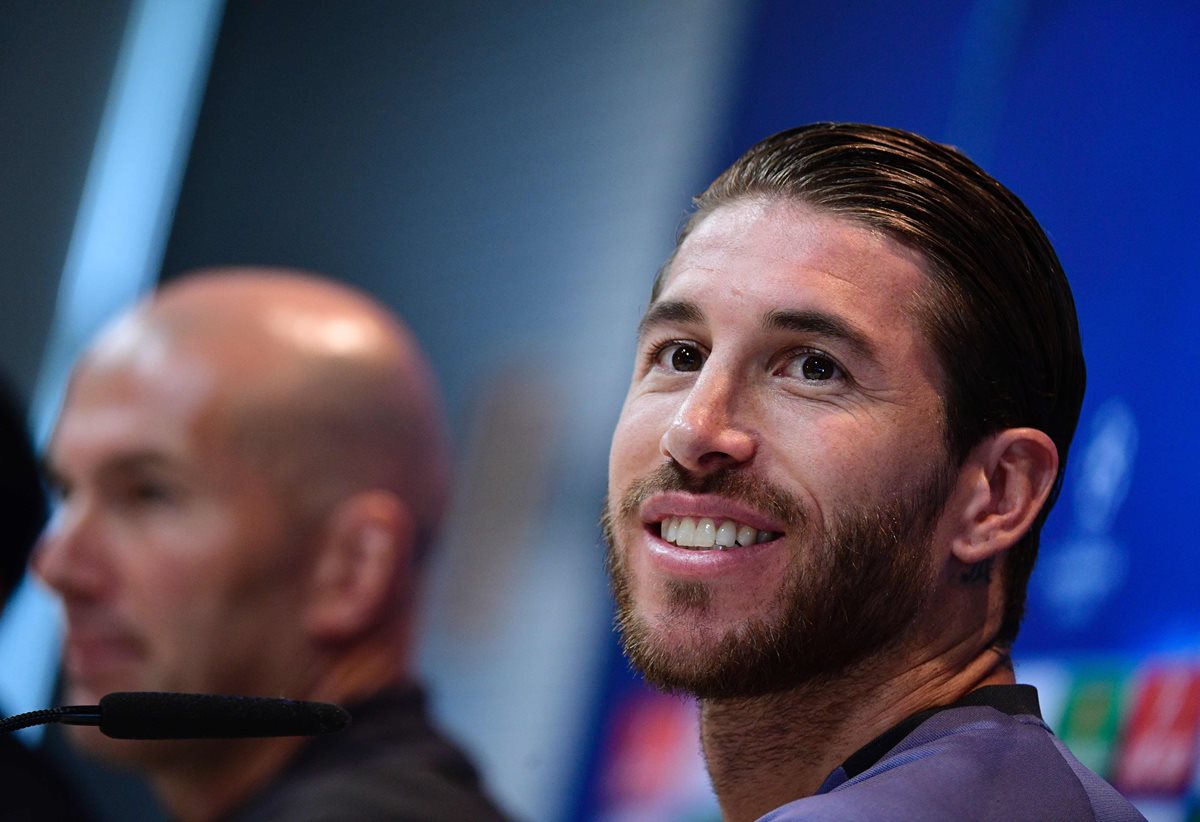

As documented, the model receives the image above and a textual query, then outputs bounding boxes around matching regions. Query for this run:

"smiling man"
[35,270,507,821]
[604,124,1143,821]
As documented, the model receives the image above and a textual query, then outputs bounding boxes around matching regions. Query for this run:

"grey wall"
[0,1,131,404]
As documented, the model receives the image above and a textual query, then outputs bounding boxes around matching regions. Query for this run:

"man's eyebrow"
[41,451,178,486]
[637,300,705,339]
[104,452,177,472]
[763,309,878,362]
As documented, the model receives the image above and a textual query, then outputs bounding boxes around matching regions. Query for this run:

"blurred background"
[0,2,1197,820]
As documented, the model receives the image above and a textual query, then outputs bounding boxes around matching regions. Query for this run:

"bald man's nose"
[660,370,756,474]
[33,502,110,599]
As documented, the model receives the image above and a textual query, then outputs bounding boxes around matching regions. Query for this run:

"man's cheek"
[620,393,676,436]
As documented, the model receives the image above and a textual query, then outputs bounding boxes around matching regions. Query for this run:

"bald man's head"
[36,268,457,814]
[39,268,452,720]
[83,269,450,549]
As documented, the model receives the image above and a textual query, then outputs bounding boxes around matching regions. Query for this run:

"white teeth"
[676,517,696,546]
[658,516,781,550]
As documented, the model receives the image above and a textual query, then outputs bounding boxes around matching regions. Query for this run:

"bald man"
[35,270,507,821]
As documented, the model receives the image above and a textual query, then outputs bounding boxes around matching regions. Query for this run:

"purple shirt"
[758,685,1145,821]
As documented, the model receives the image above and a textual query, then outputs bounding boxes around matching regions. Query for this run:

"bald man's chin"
[68,722,237,777]
[67,723,158,767]
[57,677,191,769]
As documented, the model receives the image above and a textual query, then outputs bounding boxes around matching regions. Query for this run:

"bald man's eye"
[112,477,182,511]
[650,342,706,373]
[132,482,174,503]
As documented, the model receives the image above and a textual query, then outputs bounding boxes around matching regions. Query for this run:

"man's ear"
[950,428,1059,565]
[304,490,415,642]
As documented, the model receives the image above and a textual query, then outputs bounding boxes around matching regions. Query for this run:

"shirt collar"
[840,684,1042,779]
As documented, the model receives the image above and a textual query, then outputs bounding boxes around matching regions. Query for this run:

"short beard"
[602,461,951,699]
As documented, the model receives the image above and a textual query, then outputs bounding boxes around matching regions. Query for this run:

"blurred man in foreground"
[0,379,93,820]
[604,123,1144,820]
[36,270,507,821]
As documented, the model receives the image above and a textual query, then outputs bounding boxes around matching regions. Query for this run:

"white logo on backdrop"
[1036,398,1137,630]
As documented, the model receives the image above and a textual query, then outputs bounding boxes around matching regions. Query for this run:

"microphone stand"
[0,706,99,734]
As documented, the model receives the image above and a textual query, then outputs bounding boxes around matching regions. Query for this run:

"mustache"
[615,462,807,529]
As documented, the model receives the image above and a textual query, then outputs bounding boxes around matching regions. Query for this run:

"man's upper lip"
[64,628,141,653]
[639,492,786,533]
[62,610,141,649]
[62,629,144,680]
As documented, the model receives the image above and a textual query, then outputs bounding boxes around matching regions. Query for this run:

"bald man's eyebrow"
[101,452,181,475]
[43,451,183,492]
[637,300,705,340]
[763,309,878,362]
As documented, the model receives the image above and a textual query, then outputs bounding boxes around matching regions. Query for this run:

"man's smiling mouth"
[656,516,783,550]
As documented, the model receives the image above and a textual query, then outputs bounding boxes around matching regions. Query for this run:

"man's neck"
[699,647,1014,822]
[153,644,410,821]
[151,735,307,822]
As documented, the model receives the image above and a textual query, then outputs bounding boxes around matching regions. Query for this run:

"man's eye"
[784,351,843,382]
[123,482,177,507]
[653,343,706,373]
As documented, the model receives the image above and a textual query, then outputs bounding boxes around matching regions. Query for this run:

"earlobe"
[950,428,1059,565]
[305,491,414,642]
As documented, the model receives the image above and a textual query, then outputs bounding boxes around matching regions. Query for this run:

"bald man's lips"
[63,628,145,687]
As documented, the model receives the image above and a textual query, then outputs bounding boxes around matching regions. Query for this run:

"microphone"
[0,692,350,739]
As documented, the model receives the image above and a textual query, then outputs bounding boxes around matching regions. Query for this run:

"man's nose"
[32,499,110,599]
[660,367,756,474]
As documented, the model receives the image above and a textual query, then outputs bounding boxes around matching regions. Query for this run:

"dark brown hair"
[654,122,1086,645]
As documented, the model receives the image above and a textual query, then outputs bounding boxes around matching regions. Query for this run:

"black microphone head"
[97,692,351,740]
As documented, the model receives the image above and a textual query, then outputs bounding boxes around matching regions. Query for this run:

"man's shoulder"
[233,750,510,822]
[759,704,1146,822]
[228,685,510,821]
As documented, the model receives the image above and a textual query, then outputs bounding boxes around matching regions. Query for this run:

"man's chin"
[60,676,181,765]
[618,608,813,699]
[65,721,163,766]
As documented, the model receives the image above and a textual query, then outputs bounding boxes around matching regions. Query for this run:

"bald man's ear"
[949,428,1059,566]
[304,491,415,642]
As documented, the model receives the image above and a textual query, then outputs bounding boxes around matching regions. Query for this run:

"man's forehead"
[74,329,221,409]
[667,200,930,296]
[52,341,237,463]
[82,301,324,410]
[652,201,932,322]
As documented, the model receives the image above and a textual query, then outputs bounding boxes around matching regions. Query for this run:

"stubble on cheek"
[601,456,953,699]
[602,461,808,615]
[600,463,811,695]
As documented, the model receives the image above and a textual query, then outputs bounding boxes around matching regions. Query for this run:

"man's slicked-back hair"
[654,122,1086,645]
